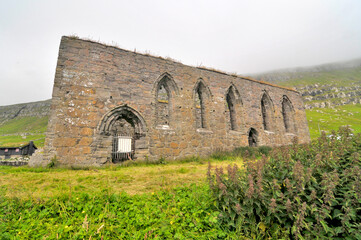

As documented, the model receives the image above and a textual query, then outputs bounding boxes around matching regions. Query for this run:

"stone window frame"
[260,90,275,133]
[153,72,179,130]
[97,104,147,137]
[281,95,297,134]
[193,78,213,132]
[225,84,243,132]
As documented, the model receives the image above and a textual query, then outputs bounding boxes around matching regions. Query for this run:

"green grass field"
[0,158,244,239]
[306,104,361,139]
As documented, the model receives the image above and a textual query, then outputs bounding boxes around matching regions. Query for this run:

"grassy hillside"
[260,66,361,87]
[306,104,361,139]
[0,116,48,147]
[0,100,50,147]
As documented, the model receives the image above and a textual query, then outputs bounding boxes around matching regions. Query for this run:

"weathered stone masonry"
[43,36,310,166]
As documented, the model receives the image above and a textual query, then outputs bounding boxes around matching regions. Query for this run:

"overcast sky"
[1,0,361,106]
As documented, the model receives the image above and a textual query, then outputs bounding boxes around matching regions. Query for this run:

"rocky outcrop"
[295,83,361,109]
[0,99,51,123]
[250,59,361,110]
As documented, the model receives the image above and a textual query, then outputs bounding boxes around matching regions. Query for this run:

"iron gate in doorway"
[112,135,134,162]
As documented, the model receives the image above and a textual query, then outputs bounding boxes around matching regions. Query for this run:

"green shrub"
[208,127,361,239]
[211,146,272,161]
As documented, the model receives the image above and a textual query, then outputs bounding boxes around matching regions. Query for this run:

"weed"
[208,126,361,239]
[47,155,58,168]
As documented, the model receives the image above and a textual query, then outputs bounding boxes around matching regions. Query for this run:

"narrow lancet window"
[155,74,178,127]
[261,93,273,131]
[156,83,170,125]
[194,81,210,129]
[282,96,296,133]
[226,87,237,130]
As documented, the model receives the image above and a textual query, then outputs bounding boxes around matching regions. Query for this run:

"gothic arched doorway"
[98,105,147,162]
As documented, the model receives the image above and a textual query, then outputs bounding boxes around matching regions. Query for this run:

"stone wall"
[43,36,310,166]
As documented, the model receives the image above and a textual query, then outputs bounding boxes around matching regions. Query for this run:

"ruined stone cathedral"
[41,36,310,166]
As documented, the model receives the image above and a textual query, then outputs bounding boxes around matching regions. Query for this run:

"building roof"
[0,141,37,150]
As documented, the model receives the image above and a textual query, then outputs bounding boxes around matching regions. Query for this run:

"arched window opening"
[195,81,210,129]
[248,128,258,147]
[156,83,170,125]
[155,74,178,127]
[282,96,296,133]
[261,93,273,131]
[226,86,240,131]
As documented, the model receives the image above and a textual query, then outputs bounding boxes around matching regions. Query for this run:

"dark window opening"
[261,94,272,131]
[282,97,296,133]
[195,83,208,129]
[226,88,237,130]
[248,128,258,147]
[155,74,178,127]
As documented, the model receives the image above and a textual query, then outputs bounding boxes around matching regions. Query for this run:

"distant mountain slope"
[0,100,51,147]
[251,58,361,139]
[253,58,361,86]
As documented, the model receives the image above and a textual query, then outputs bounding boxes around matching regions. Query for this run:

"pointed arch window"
[226,85,241,131]
[261,93,274,131]
[156,83,170,125]
[155,73,178,127]
[282,96,296,133]
[194,80,211,129]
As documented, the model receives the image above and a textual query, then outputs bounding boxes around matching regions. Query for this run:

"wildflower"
[272,179,280,190]
[310,190,316,201]
[285,198,292,213]
[219,183,227,195]
[293,160,304,191]
[256,169,263,195]
[285,178,292,193]
[235,203,241,214]
[246,174,254,198]
[269,198,277,213]
[227,164,239,184]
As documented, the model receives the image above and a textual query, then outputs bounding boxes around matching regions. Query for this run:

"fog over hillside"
[251,58,361,84]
